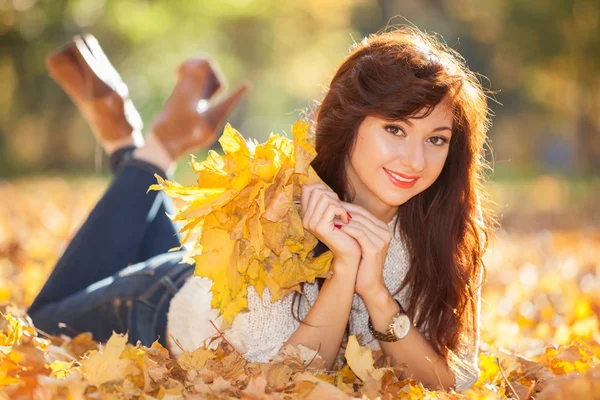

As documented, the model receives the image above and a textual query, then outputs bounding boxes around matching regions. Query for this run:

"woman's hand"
[300,183,361,269]
[337,202,392,299]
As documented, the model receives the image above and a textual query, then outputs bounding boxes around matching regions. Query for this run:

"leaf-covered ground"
[0,177,599,399]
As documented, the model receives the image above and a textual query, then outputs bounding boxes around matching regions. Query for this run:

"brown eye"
[385,124,404,137]
[429,136,449,146]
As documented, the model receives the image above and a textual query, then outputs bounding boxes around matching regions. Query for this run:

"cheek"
[427,151,449,179]
[352,138,387,172]
[434,151,448,167]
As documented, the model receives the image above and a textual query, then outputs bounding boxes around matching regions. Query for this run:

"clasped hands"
[300,182,392,301]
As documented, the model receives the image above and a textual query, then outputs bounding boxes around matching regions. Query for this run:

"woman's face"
[346,101,454,222]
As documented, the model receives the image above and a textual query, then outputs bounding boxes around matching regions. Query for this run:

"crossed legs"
[28,35,248,345]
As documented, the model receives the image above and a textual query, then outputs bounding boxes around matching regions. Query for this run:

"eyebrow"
[401,119,452,133]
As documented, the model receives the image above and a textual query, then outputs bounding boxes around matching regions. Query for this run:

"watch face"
[393,314,411,339]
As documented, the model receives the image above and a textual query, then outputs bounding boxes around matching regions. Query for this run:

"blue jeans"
[28,153,195,348]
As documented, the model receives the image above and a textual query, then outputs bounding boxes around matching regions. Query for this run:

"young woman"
[29,26,492,392]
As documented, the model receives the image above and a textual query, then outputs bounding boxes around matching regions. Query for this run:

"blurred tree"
[0,0,367,177]
[441,0,600,174]
[0,0,598,177]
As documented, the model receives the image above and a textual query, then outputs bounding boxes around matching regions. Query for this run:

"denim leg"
[110,146,184,264]
[28,159,181,316]
[30,251,194,346]
[108,145,137,174]
[134,188,182,264]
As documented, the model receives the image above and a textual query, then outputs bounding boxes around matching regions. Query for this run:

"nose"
[400,139,426,173]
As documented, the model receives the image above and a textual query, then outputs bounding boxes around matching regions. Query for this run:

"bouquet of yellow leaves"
[149,119,334,326]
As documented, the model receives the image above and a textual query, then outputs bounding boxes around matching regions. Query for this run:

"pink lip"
[384,168,419,188]
[384,168,420,180]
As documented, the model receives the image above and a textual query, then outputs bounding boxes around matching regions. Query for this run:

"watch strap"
[367,299,407,342]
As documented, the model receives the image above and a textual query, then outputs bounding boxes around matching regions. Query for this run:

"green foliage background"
[0,0,599,228]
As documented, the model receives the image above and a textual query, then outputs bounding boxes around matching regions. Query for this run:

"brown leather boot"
[46,34,144,147]
[149,56,250,161]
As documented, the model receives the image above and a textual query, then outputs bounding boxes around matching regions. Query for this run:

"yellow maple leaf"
[178,347,215,371]
[0,289,9,303]
[541,341,598,375]
[477,353,501,384]
[344,336,390,382]
[48,360,76,379]
[149,119,334,323]
[292,119,316,175]
[0,313,41,350]
[81,332,132,386]
[0,314,23,347]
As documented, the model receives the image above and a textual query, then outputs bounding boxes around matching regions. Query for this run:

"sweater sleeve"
[166,276,229,358]
[166,275,320,362]
[228,282,320,362]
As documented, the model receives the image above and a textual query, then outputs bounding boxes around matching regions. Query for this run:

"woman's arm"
[362,291,456,391]
[362,262,484,392]
[282,257,359,369]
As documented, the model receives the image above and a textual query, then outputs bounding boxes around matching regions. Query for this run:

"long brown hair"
[292,25,496,363]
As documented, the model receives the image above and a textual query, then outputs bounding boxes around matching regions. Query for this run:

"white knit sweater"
[166,213,483,391]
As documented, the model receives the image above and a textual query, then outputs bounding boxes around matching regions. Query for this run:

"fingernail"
[334,224,342,229]
[346,212,352,220]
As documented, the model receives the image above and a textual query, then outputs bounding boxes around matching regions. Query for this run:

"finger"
[321,203,353,237]
[343,211,390,241]
[300,183,320,218]
[338,223,378,252]
[345,217,380,240]
[316,186,348,223]
[301,184,339,219]
[303,187,332,227]
[303,187,344,227]
[341,201,388,230]
[307,194,346,231]
[205,82,250,130]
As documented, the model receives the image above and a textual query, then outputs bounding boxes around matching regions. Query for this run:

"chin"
[391,196,413,207]
[382,184,427,206]
[377,191,413,207]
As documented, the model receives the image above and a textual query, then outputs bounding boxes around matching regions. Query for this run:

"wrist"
[331,256,360,276]
[363,291,402,333]
[322,265,357,295]
[357,281,388,302]
[332,252,360,266]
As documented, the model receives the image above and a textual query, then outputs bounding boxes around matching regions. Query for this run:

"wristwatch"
[368,299,411,342]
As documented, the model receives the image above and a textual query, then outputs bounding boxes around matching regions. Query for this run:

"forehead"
[367,101,454,128]
[370,94,455,122]
[410,100,454,122]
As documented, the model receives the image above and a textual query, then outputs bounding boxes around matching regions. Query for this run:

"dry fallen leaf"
[1,130,600,399]
[149,119,334,324]
[80,332,133,386]
[344,335,391,382]
[177,346,214,371]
